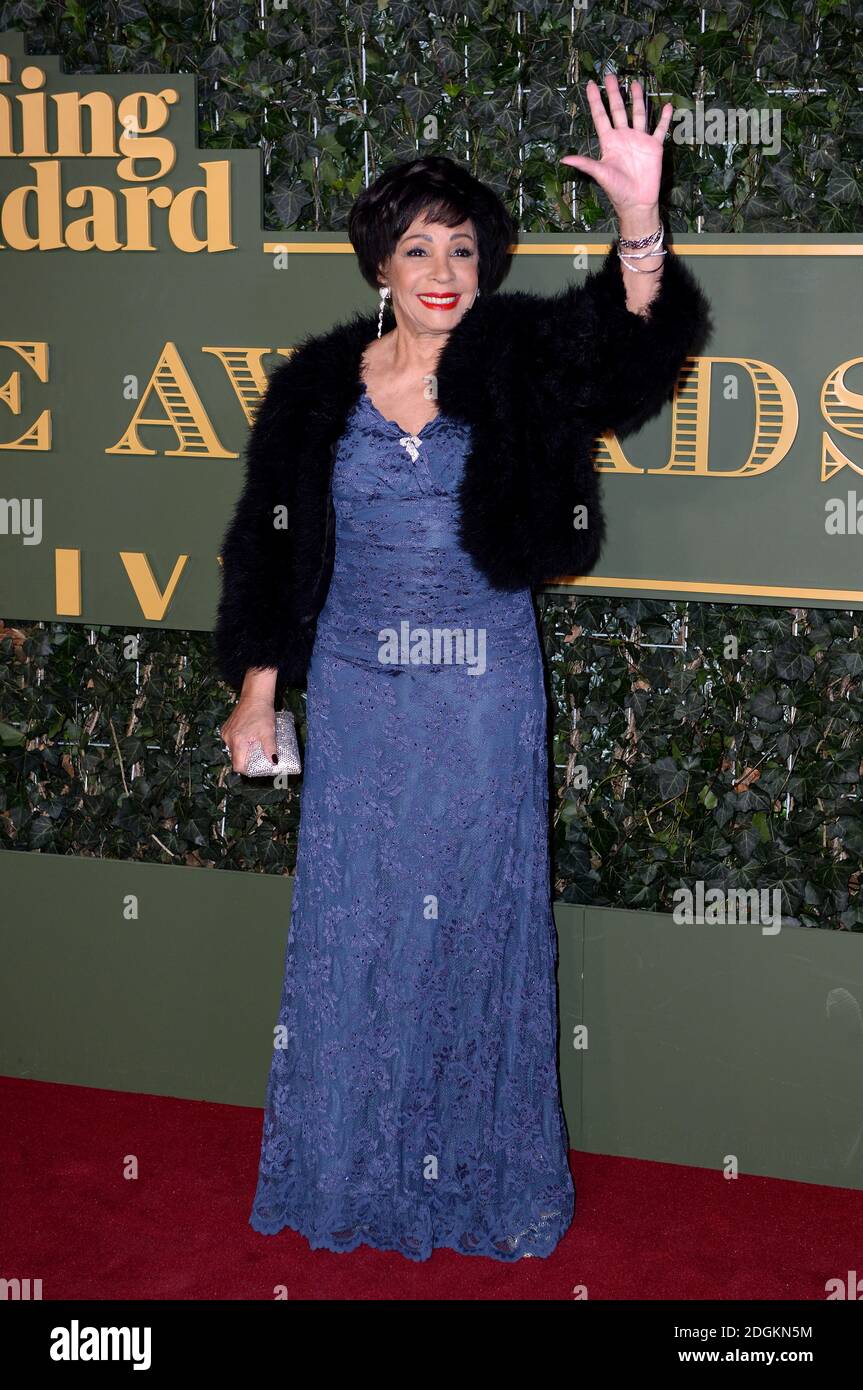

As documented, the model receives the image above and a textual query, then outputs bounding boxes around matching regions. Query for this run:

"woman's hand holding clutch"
[221,696,278,774]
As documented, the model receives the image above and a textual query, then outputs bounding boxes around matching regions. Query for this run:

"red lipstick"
[417,293,462,311]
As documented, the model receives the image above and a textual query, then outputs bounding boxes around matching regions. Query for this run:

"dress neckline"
[359,383,443,439]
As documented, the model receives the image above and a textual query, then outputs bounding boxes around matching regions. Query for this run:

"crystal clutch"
[242,709,301,777]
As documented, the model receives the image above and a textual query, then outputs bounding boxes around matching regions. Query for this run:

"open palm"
[561,75,672,214]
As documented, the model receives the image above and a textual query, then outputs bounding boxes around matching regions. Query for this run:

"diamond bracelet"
[618,224,667,273]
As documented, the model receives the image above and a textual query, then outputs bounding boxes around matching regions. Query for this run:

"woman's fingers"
[653,100,674,142]
[630,78,647,133]
[559,153,603,177]
[258,722,278,764]
[584,78,613,139]
[223,718,278,770]
[603,72,630,129]
[589,74,664,138]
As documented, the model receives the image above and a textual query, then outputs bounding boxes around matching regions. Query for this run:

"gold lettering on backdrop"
[594,357,799,477]
[202,348,293,426]
[0,55,234,252]
[593,356,709,475]
[115,92,178,180]
[820,357,863,481]
[656,355,710,474]
[167,162,233,253]
[592,432,643,473]
[106,342,236,457]
[0,340,50,449]
[54,549,189,619]
[646,357,797,477]
[53,88,126,160]
[119,554,189,619]
[55,548,81,614]
[0,156,233,252]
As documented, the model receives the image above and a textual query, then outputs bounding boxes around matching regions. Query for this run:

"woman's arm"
[528,229,712,442]
[212,356,310,696]
[541,74,712,438]
[239,667,279,703]
[616,203,667,317]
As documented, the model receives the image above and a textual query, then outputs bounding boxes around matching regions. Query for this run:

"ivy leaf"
[651,757,689,800]
[271,179,312,227]
[825,165,861,207]
[774,647,815,681]
[748,690,785,723]
[30,816,56,848]
[645,33,670,66]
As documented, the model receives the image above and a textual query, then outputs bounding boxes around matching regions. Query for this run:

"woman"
[215,75,712,1261]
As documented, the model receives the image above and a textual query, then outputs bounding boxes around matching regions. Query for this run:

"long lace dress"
[248,385,575,1260]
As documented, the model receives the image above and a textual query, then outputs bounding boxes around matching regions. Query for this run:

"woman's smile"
[416,292,462,311]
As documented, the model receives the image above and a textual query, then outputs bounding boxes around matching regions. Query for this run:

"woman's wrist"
[614,205,665,311]
[616,204,662,243]
[240,667,278,704]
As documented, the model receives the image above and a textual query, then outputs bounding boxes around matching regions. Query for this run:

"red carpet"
[2,1075,859,1300]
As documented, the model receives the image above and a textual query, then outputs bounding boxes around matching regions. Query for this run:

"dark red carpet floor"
[2,1075,859,1300]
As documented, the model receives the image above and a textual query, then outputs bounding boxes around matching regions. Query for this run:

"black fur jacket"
[213,237,712,695]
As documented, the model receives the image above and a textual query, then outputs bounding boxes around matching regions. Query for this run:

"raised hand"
[560,75,671,216]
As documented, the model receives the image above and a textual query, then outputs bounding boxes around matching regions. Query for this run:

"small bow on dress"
[399,435,423,463]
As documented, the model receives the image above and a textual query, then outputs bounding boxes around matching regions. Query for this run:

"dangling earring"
[377,286,391,338]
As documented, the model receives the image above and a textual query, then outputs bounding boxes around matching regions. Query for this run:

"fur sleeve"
[211,354,313,696]
[529,237,714,440]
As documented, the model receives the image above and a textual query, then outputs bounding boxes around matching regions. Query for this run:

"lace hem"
[248,1186,575,1263]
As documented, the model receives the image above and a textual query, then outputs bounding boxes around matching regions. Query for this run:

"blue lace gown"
[248,387,575,1260]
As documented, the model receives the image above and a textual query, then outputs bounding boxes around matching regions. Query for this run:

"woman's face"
[379,214,479,335]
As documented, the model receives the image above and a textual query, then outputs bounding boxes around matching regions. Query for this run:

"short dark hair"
[348,155,518,295]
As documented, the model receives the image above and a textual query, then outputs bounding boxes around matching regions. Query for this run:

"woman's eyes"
[404,246,475,257]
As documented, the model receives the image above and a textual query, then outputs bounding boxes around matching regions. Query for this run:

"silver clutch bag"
[242,709,301,777]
